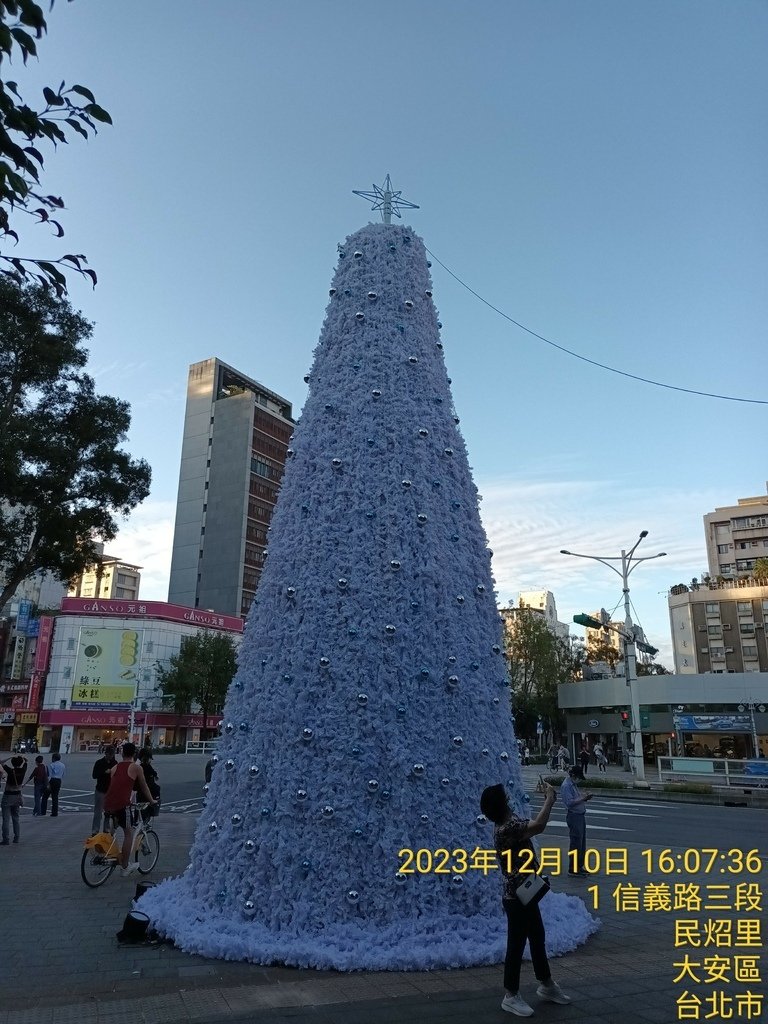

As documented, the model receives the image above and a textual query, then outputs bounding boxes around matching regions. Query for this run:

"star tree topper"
[353,174,419,224]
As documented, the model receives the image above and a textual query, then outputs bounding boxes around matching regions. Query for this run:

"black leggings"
[503,897,552,993]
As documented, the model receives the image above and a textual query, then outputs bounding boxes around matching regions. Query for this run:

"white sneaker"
[120,862,140,877]
[536,980,571,1005]
[502,992,534,1016]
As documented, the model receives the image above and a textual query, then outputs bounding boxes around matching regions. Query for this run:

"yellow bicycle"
[80,803,160,887]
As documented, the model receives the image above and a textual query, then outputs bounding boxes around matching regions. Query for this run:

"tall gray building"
[168,358,294,617]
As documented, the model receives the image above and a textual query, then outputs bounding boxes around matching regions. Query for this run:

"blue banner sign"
[673,713,752,733]
[16,599,32,633]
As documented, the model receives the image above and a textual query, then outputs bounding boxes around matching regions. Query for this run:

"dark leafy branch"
[0,0,111,294]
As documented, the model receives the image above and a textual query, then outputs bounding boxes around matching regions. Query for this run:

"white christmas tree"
[142,193,598,969]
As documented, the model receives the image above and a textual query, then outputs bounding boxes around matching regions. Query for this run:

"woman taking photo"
[480,782,572,1017]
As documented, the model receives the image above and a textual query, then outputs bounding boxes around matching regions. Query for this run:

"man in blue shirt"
[42,753,65,816]
[560,765,592,876]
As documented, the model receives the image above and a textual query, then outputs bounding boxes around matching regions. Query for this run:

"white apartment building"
[501,590,570,640]
[703,487,768,579]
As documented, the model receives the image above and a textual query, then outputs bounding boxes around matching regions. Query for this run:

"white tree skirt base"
[139,882,599,971]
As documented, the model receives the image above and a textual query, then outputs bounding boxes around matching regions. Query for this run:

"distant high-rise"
[168,358,294,617]
[68,548,141,601]
[703,486,768,579]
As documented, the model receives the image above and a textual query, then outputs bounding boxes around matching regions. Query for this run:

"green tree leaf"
[69,84,95,103]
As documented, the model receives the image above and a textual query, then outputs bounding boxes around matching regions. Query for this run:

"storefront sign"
[588,719,600,728]
[16,711,38,724]
[673,713,752,733]
[71,626,142,707]
[27,672,43,710]
[25,617,40,638]
[1,711,15,725]
[39,709,224,728]
[16,599,32,634]
[34,617,54,672]
[10,636,26,679]
[61,597,244,633]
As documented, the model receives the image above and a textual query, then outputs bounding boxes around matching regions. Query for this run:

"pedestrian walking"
[481,782,572,1017]
[91,745,117,834]
[523,744,530,767]
[29,755,49,816]
[593,741,607,773]
[557,744,570,772]
[560,765,592,875]
[1,755,28,845]
[42,753,65,816]
[579,744,590,776]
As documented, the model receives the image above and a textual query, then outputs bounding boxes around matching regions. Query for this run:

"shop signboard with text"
[70,626,143,707]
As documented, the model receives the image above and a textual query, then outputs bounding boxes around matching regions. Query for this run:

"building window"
[742,645,758,659]
[709,646,725,659]
[739,623,756,635]
[719,564,733,574]
[737,602,753,615]
[705,602,719,615]
[717,544,730,554]
[707,625,722,636]
[736,559,755,571]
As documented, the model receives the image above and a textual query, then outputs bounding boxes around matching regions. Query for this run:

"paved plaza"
[0,762,764,1024]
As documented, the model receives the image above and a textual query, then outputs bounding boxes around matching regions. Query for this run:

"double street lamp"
[561,531,666,783]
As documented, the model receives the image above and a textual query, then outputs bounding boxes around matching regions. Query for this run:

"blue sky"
[12,1,767,664]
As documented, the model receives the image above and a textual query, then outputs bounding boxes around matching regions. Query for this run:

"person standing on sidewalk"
[29,755,49,816]
[593,741,607,773]
[579,744,590,776]
[561,765,592,876]
[481,782,572,1017]
[91,745,116,834]
[1,755,28,844]
[42,753,65,816]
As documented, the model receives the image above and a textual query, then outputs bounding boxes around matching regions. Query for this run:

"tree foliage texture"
[0,278,151,609]
[1,0,111,293]
[503,606,573,738]
[155,631,239,733]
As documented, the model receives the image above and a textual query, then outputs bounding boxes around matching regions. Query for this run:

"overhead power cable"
[425,248,767,406]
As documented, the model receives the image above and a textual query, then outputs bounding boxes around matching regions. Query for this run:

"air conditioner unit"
[725,648,734,654]
[697,626,707,632]
[723,624,732,630]
[700,647,709,653]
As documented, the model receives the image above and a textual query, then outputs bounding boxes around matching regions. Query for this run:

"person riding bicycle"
[103,742,157,876]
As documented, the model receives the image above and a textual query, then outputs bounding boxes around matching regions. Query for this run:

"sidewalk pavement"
[0,774,764,1024]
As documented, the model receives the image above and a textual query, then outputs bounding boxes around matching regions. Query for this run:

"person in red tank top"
[103,742,157,875]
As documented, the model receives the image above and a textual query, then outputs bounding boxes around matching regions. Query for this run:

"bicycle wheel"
[137,829,160,874]
[81,847,117,887]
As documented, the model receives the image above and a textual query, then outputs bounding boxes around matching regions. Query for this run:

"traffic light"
[573,613,604,630]
[620,711,631,729]
[636,640,659,657]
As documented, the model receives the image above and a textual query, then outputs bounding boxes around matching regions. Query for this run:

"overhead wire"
[425,248,768,405]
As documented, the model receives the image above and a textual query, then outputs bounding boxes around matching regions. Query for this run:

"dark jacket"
[92,756,116,794]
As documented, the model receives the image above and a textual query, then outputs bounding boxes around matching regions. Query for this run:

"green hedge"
[541,775,628,790]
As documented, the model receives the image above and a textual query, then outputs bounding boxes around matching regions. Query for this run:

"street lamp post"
[561,531,667,783]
